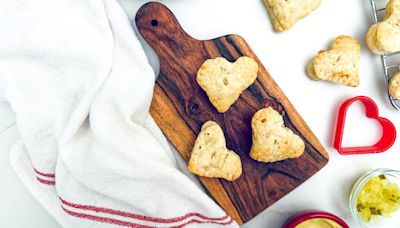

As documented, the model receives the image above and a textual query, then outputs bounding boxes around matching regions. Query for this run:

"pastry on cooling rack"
[250,107,305,163]
[389,72,400,99]
[188,121,242,181]
[263,0,321,32]
[366,0,400,54]
[197,57,258,113]
[307,35,361,87]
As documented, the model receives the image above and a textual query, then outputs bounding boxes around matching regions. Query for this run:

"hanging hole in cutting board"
[151,19,158,27]
[341,100,383,147]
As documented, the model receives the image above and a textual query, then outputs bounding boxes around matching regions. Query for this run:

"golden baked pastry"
[197,57,258,113]
[250,107,305,163]
[366,0,400,54]
[263,0,321,32]
[307,35,361,87]
[389,72,400,99]
[188,121,242,181]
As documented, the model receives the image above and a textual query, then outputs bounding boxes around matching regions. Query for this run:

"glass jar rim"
[349,168,400,227]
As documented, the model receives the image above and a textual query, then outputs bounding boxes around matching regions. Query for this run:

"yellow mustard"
[295,218,342,228]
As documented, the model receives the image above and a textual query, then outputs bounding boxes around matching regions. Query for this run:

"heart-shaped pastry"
[250,107,305,163]
[197,57,258,113]
[389,72,400,99]
[188,121,242,181]
[307,35,361,87]
[366,0,400,54]
[263,0,322,32]
[334,96,396,155]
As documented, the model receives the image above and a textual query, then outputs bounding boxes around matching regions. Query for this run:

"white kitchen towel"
[0,0,238,227]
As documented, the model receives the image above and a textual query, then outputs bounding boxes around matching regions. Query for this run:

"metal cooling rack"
[369,0,400,110]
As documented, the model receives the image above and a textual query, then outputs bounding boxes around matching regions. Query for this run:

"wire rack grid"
[369,0,400,110]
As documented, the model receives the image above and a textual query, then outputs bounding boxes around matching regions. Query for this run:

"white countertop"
[1,0,400,227]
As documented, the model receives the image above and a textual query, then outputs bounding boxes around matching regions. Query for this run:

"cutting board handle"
[135,2,199,55]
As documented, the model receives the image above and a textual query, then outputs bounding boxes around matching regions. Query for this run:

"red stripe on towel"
[172,217,234,228]
[34,168,55,178]
[33,167,233,226]
[61,206,234,227]
[59,197,229,224]
[62,206,154,228]
[36,177,55,185]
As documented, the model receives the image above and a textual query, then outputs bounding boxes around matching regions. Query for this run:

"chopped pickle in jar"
[357,175,400,222]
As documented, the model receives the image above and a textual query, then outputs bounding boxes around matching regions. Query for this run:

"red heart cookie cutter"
[334,96,396,155]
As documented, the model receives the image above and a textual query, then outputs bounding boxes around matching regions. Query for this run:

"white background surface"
[1,0,400,227]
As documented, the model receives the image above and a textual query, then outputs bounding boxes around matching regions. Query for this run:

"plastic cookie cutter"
[333,96,396,155]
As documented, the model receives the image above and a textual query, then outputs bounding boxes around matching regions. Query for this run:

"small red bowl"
[283,210,349,228]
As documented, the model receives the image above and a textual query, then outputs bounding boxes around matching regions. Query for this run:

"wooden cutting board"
[135,2,329,224]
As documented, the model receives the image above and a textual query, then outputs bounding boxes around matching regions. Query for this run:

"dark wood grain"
[135,2,329,224]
